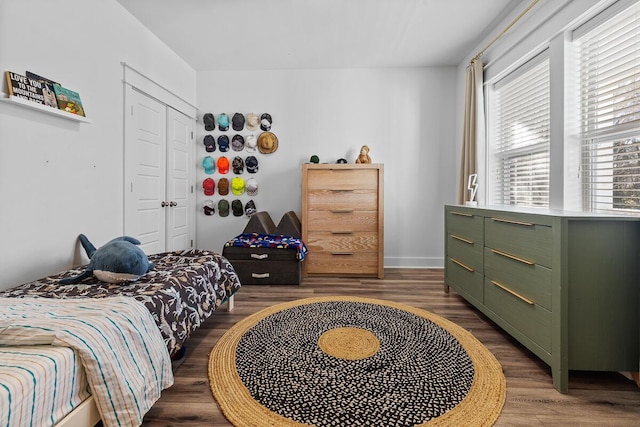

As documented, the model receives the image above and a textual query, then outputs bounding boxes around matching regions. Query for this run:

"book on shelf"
[4,71,47,105]
[25,71,59,109]
[53,83,85,117]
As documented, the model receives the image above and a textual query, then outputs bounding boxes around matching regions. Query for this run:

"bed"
[0,249,241,427]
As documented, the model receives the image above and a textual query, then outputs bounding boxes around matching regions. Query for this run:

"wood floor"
[142,269,640,426]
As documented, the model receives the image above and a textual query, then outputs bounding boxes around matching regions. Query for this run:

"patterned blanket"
[0,297,173,427]
[0,249,242,356]
[224,233,308,260]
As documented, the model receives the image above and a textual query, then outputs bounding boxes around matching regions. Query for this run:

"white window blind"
[491,55,550,207]
[577,1,640,212]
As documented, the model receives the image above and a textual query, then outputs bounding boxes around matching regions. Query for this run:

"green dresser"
[444,205,640,393]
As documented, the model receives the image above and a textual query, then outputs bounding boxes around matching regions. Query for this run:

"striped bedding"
[0,297,174,427]
[0,346,90,427]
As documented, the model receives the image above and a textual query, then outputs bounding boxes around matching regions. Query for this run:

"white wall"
[0,0,196,290]
[196,67,457,268]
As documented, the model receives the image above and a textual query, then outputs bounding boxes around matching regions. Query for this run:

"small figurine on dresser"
[356,145,372,164]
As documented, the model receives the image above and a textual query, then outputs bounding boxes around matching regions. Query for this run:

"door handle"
[169,201,177,207]
[161,201,168,207]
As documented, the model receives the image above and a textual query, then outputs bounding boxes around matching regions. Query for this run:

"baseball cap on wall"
[203,156,215,174]
[202,178,215,196]
[231,177,245,196]
[246,177,258,196]
[246,113,259,131]
[217,156,230,174]
[232,112,245,131]
[218,177,229,195]
[203,113,215,131]
[218,199,230,217]
[231,199,243,216]
[217,113,229,131]
[203,135,216,152]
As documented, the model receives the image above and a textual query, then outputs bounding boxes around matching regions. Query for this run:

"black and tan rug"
[209,296,505,426]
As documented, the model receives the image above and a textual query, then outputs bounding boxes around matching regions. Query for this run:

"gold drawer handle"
[251,253,269,260]
[491,280,535,305]
[331,209,354,214]
[451,234,474,245]
[450,211,473,217]
[451,257,474,272]
[332,252,354,256]
[251,273,270,279]
[491,249,534,265]
[331,231,353,235]
[491,217,534,227]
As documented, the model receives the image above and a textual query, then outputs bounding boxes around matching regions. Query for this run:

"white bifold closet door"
[124,85,195,254]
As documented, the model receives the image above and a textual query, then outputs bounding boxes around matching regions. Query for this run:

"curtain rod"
[472,0,541,63]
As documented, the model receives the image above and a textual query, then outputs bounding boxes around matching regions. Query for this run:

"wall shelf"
[0,95,92,123]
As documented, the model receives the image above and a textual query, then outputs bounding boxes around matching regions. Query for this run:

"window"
[489,54,550,207]
[576,1,640,212]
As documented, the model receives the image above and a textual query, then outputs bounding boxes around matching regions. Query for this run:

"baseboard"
[383,257,444,269]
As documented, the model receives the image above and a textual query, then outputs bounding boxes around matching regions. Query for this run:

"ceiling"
[115,0,517,71]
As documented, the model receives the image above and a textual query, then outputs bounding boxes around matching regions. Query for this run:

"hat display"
[245,134,258,152]
[232,112,245,131]
[231,199,244,217]
[203,134,216,152]
[246,113,259,131]
[246,177,258,196]
[203,156,215,174]
[202,178,215,196]
[310,155,320,163]
[218,199,230,217]
[203,200,215,216]
[203,113,215,131]
[232,156,244,174]
[260,113,272,131]
[231,134,245,151]
[258,132,278,154]
[218,135,230,152]
[217,156,230,174]
[245,155,259,173]
[245,200,257,217]
[218,177,229,195]
[231,177,245,195]
[217,113,229,131]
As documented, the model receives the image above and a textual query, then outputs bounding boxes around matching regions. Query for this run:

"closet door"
[124,87,167,254]
[166,106,194,251]
[124,87,195,254]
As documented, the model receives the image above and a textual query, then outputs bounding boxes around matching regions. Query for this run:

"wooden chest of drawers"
[302,164,384,278]
[444,204,640,393]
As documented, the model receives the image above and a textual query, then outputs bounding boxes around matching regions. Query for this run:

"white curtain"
[458,59,485,204]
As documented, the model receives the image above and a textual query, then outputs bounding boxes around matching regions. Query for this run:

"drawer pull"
[251,273,270,279]
[451,258,474,272]
[332,209,354,214]
[332,252,354,256]
[451,234,474,245]
[251,253,269,260]
[450,211,473,217]
[331,231,353,235]
[491,280,535,305]
[331,189,354,192]
[491,249,534,265]
[491,217,534,227]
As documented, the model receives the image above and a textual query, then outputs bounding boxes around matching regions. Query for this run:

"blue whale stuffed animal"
[59,234,155,284]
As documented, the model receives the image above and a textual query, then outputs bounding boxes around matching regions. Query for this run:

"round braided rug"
[209,296,505,426]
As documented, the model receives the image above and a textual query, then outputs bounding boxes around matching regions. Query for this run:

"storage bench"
[222,211,307,285]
